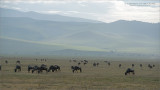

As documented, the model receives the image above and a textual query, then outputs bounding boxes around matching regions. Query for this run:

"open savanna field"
[0,58,160,90]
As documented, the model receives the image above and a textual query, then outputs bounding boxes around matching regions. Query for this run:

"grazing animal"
[73,60,77,62]
[28,65,34,73]
[5,60,8,64]
[83,62,87,65]
[104,61,108,63]
[78,62,81,66]
[93,63,99,67]
[0,65,1,71]
[119,64,122,68]
[148,64,153,69]
[16,60,20,64]
[125,68,135,75]
[48,65,61,72]
[96,63,99,67]
[84,60,88,63]
[93,62,96,67]
[132,64,135,67]
[32,64,48,73]
[71,66,82,73]
[15,65,21,72]
[40,64,48,72]
[108,62,110,66]
[140,64,142,68]
[153,64,155,67]
[32,65,41,73]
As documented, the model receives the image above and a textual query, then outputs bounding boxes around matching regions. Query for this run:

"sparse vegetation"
[0,58,159,90]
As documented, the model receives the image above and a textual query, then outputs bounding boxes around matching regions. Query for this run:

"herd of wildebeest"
[0,59,156,76]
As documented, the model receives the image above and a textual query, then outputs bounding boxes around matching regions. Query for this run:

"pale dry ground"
[0,58,160,90]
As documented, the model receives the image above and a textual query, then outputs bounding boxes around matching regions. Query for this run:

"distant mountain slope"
[1,37,159,59]
[0,17,159,41]
[0,16,159,56]
[0,8,102,23]
[0,8,160,57]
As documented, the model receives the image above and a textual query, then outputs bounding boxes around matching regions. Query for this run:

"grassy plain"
[0,58,160,90]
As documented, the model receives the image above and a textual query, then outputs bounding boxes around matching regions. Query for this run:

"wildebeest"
[32,65,40,73]
[78,62,81,66]
[153,64,155,67]
[119,64,122,68]
[148,64,153,69]
[0,65,1,71]
[5,60,8,64]
[132,64,134,67]
[73,60,77,62]
[15,65,21,72]
[93,62,96,67]
[83,62,87,65]
[16,60,20,64]
[83,60,88,65]
[93,62,99,67]
[71,66,82,73]
[39,64,48,72]
[140,64,142,68]
[32,64,48,73]
[108,62,110,66]
[48,65,61,72]
[84,60,88,63]
[104,61,108,63]
[28,65,34,73]
[125,68,135,75]
[96,63,99,67]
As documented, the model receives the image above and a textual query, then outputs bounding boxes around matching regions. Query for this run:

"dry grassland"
[0,58,159,90]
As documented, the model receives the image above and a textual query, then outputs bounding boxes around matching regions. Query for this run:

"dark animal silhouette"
[28,65,34,73]
[0,65,1,71]
[96,63,99,67]
[84,60,88,63]
[71,66,82,73]
[48,65,61,72]
[148,64,153,69]
[78,62,81,66]
[16,60,20,64]
[32,64,48,73]
[15,65,21,72]
[153,64,155,67]
[119,64,122,68]
[140,64,142,68]
[104,61,108,63]
[93,62,96,67]
[132,64,134,67]
[39,64,48,72]
[83,62,87,65]
[5,60,8,64]
[125,68,135,75]
[32,65,41,73]
[73,60,77,62]
[108,62,110,66]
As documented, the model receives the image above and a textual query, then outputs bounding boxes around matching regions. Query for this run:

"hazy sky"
[0,0,159,23]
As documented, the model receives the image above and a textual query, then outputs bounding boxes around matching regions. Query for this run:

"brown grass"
[0,58,160,90]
